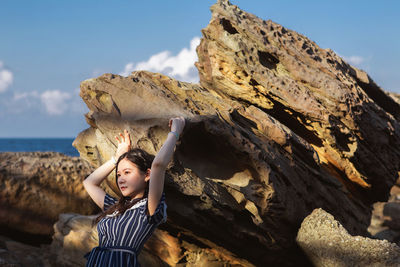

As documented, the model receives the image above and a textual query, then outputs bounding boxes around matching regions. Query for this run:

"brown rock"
[369,177,400,244]
[71,0,400,266]
[0,235,59,267]
[50,213,98,266]
[297,208,400,267]
[196,0,400,202]
[0,152,97,236]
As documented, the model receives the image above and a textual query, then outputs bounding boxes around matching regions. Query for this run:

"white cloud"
[120,36,201,83]
[0,61,13,93]
[342,55,364,66]
[1,91,40,115]
[40,90,72,115]
[13,91,39,100]
[3,88,87,116]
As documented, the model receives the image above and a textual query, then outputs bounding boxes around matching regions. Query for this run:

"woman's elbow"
[82,178,89,188]
[82,176,92,189]
[151,161,167,170]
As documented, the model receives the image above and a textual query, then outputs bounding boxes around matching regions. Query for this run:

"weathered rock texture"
[0,152,97,236]
[369,177,400,245]
[297,208,400,267]
[72,0,400,266]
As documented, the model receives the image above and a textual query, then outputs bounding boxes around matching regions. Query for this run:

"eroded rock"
[369,177,400,245]
[297,208,400,267]
[71,0,400,266]
[0,152,97,236]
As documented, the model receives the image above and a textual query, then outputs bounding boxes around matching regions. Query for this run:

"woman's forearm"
[83,159,116,186]
[152,132,178,168]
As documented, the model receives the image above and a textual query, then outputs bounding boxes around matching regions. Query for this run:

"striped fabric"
[85,192,167,267]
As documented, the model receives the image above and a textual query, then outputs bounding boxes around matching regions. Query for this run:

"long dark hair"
[94,148,155,224]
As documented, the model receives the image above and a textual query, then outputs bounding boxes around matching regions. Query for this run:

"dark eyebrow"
[117,168,133,174]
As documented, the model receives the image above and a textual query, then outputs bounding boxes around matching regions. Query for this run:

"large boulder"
[297,208,400,266]
[72,0,400,266]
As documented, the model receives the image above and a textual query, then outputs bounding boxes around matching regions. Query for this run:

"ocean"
[0,138,80,157]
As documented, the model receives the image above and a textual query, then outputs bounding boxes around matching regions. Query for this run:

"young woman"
[83,116,185,267]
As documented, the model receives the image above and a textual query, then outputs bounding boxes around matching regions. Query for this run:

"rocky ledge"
[0,152,97,236]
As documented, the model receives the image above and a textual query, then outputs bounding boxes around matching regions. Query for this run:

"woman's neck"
[128,191,145,200]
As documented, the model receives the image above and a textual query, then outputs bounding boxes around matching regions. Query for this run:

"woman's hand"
[115,129,131,159]
[169,116,185,136]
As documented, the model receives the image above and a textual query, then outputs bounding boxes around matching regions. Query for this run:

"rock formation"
[0,152,97,236]
[297,208,400,267]
[69,0,400,266]
[0,0,397,266]
[369,177,400,245]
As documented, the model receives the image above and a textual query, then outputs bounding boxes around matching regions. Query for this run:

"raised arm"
[147,116,185,216]
[83,130,131,210]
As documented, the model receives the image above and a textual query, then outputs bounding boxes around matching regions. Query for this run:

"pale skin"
[83,116,185,216]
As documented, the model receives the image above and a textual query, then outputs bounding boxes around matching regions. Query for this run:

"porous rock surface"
[71,0,400,266]
[0,152,97,236]
[297,208,400,267]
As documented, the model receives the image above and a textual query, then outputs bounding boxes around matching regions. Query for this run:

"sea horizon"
[0,137,76,139]
[0,137,80,157]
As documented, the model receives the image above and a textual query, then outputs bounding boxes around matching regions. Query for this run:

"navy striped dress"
[85,192,167,267]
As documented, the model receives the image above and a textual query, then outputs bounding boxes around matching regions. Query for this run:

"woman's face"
[116,158,150,198]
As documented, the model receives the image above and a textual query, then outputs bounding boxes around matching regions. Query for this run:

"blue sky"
[0,0,399,137]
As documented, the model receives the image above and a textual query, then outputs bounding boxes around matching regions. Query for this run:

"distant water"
[0,138,79,157]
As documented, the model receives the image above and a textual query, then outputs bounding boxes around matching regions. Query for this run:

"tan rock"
[388,92,400,105]
[0,152,97,236]
[369,177,400,244]
[50,213,98,266]
[297,208,400,267]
